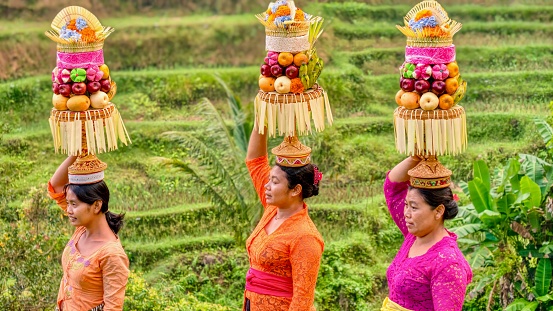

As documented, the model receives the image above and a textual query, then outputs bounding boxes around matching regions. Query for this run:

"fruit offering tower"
[394,0,467,156]
[255,0,333,140]
[46,6,130,177]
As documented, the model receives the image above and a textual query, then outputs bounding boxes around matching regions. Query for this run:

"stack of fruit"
[254,0,332,138]
[392,0,468,156]
[52,63,114,111]
[46,6,130,156]
[45,7,117,112]
[259,49,323,94]
[396,61,466,110]
[395,2,467,111]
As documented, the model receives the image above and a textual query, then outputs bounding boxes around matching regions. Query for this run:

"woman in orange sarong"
[243,126,325,311]
[48,156,130,311]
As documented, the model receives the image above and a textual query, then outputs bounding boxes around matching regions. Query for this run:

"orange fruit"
[400,92,420,109]
[259,77,276,92]
[395,89,406,106]
[278,52,294,67]
[439,94,454,110]
[445,78,458,95]
[293,53,309,66]
[446,62,459,78]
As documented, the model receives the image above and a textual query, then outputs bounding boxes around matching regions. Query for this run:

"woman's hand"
[50,156,77,193]
[246,123,268,161]
[388,155,422,183]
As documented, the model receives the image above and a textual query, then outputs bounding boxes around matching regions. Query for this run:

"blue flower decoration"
[271,0,287,14]
[410,16,438,31]
[275,15,292,27]
[76,17,88,31]
[427,16,437,27]
[60,29,81,41]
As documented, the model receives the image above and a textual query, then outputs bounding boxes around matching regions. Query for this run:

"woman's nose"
[264,181,270,189]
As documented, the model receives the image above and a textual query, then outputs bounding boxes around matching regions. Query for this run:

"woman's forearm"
[388,156,421,183]
[50,156,77,193]
[246,123,268,161]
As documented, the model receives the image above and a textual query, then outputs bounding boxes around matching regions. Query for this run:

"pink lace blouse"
[384,174,472,311]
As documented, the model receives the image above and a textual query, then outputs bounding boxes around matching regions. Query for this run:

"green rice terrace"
[1,0,552,310]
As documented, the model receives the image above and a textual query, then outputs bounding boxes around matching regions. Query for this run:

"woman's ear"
[435,204,445,220]
[93,200,103,214]
[291,184,302,197]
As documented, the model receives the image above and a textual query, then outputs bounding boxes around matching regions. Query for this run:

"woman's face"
[264,166,298,207]
[65,189,99,227]
[404,188,444,237]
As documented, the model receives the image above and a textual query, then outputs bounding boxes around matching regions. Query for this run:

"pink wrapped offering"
[405,45,456,65]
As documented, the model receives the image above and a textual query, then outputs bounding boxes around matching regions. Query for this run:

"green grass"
[321,3,553,23]
[2,3,553,309]
[333,20,553,40]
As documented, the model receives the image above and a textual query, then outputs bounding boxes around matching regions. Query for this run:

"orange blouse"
[48,182,130,311]
[244,155,324,311]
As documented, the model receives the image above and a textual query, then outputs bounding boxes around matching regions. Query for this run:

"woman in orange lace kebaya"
[48,156,129,311]
[243,125,325,311]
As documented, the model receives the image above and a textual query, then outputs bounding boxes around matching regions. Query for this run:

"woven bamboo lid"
[68,154,107,184]
[272,135,312,167]
[408,155,452,189]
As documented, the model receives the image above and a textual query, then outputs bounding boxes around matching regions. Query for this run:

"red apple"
[58,83,72,97]
[400,77,415,92]
[264,57,270,65]
[415,79,431,93]
[72,82,87,95]
[270,65,283,77]
[261,64,272,77]
[431,80,446,95]
[52,82,60,95]
[285,65,299,79]
[87,81,101,93]
[100,79,111,93]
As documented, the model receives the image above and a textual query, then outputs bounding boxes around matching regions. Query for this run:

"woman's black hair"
[64,181,125,234]
[408,185,458,220]
[276,163,319,199]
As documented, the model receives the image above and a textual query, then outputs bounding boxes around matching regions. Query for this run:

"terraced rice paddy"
[1,0,552,309]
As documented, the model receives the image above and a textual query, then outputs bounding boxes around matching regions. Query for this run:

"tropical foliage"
[452,119,553,310]
[160,77,257,244]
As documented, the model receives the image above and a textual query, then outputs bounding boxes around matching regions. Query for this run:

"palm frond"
[214,75,249,155]
[193,98,242,161]
[161,157,233,210]
[162,131,251,208]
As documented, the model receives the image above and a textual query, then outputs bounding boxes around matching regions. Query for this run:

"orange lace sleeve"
[289,234,324,310]
[47,181,67,213]
[99,245,130,311]
[246,155,271,208]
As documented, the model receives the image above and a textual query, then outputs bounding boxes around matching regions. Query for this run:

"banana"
[452,79,467,104]
[311,59,324,85]
[299,64,308,77]
[307,57,317,74]
[301,75,310,89]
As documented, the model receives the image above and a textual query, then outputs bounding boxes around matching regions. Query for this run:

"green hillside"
[1,1,552,310]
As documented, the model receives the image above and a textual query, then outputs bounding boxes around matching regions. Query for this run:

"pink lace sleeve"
[384,172,409,237]
[431,261,470,311]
